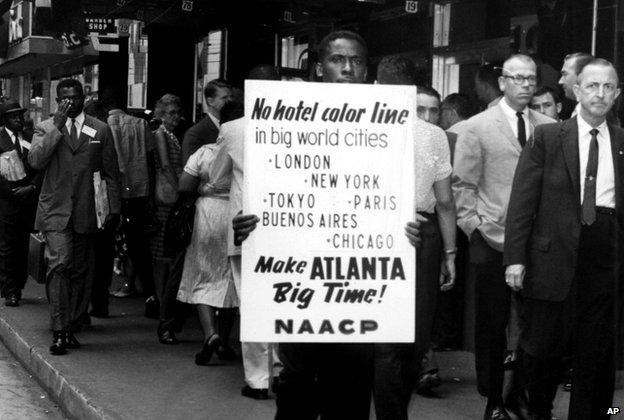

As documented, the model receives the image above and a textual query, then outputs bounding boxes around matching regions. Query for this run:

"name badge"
[82,125,97,138]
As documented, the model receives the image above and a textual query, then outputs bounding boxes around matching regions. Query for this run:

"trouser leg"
[68,232,95,331]
[373,343,415,420]
[124,198,155,297]
[44,230,73,332]
[474,254,509,399]
[159,250,185,331]
[276,343,318,420]
[91,228,114,314]
[0,220,28,298]
[318,343,373,420]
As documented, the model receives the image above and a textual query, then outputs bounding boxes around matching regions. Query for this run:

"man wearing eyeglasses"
[505,58,623,420]
[453,54,555,420]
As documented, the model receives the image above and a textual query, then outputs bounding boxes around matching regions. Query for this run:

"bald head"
[502,54,536,73]
[248,65,280,81]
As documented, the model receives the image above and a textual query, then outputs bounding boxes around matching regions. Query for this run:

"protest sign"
[242,80,416,342]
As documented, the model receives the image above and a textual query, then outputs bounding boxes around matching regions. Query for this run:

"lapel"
[492,103,522,153]
[560,117,580,205]
[608,124,624,214]
[0,129,15,153]
[74,115,92,151]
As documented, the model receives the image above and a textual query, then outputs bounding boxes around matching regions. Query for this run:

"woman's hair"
[154,94,182,119]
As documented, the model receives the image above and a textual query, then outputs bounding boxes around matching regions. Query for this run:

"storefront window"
[194,29,225,120]
[280,35,308,70]
[128,21,148,110]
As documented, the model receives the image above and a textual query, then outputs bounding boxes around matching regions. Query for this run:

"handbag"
[163,196,196,257]
[155,169,178,205]
[28,232,47,284]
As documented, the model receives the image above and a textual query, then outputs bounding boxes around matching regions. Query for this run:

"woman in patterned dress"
[150,94,184,321]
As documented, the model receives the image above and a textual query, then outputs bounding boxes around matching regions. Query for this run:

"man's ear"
[556,102,562,114]
[315,62,323,79]
[572,84,581,102]
[498,76,506,93]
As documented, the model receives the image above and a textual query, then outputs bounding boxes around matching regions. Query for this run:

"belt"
[596,206,615,215]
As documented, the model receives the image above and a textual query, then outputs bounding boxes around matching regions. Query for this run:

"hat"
[0,99,26,116]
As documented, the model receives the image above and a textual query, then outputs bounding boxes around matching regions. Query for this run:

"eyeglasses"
[580,82,618,94]
[502,74,538,86]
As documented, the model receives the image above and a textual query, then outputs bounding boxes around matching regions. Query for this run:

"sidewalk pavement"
[0,281,621,420]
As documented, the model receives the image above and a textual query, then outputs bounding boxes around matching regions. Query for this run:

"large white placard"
[242,80,416,342]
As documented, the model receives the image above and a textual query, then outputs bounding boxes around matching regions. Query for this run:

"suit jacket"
[504,117,624,301]
[181,115,219,164]
[28,115,121,234]
[0,128,40,224]
[452,102,555,252]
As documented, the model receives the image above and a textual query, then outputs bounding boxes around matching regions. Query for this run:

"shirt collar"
[577,114,608,137]
[65,112,85,130]
[499,97,528,119]
[207,111,220,129]
[4,127,18,141]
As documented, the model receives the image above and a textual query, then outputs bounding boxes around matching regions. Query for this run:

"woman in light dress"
[176,105,241,365]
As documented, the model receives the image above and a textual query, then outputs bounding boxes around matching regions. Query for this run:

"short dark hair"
[475,64,501,92]
[317,30,367,62]
[376,55,416,85]
[203,79,230,100]
[441,93,474,119]
[564,52,594,76]
[533,86,561,103]
[416,85,441,103]
[56,78,84,97]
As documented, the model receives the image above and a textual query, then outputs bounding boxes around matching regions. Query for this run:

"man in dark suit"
[29,79,121,356]
[0,99,40,307]
[181,79,231,163]
[504,58,623,419]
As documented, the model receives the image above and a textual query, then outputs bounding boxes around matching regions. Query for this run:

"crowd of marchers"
[0,28,620,420]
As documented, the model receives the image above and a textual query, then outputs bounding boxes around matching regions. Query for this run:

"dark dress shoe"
[65,332,81,349]
[416,371,442,394]
[484,403,511,420]
[5,295,19,307]
[241,385,269,400]
[49,332,67,356]
[195,334,222,365]
[157,329,179,345]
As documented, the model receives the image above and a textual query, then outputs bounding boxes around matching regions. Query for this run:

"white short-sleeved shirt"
[414,119,452,213]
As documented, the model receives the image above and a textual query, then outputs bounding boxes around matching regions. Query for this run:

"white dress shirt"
[499,97,530,141]
[577,115,615,208]
[65,111,85,134]
[207,111,220,130]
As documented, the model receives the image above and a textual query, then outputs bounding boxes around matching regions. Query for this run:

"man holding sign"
[235,31,441,419]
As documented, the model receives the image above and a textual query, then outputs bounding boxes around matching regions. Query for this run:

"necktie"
[13,133,22,158]
[70,118,78,147]
[582,128,599,225]
[516,111,526,147]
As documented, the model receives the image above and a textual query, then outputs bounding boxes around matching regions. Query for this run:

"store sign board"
[241,80,417,343]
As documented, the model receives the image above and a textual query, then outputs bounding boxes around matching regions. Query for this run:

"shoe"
[484,403,511,420]
[241,385,269,400]
[4,295,19,307]
[49,332,67,356]
[157,329,179,345]
[195,334,222,365]
[216,346,240,361]
[65,332,81,349]
[111,283,135,298]
[416,371,442,394]
[145,296,159,319]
